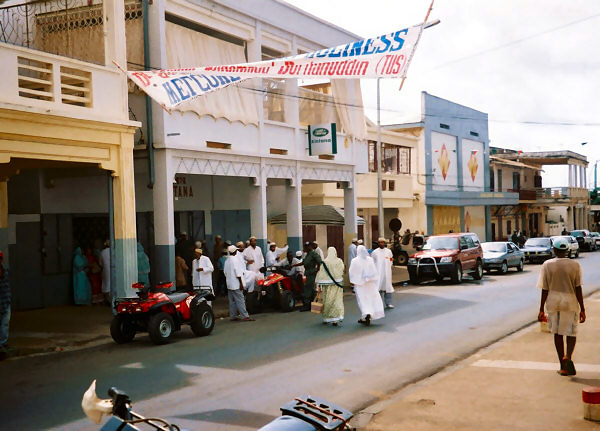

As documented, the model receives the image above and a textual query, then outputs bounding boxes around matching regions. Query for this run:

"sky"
[285,0,600,187]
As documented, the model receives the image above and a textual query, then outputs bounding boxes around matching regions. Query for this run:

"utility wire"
[125,60,600,127]
[430,10,600,70]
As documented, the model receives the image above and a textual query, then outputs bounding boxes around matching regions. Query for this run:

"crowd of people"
[72,240,117,306]
[203,235,398,327]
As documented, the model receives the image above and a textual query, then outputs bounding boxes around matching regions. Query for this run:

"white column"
[567,165,571,187]
[153,150,176,283]
[343,177,357,267]
[580,165,585,188]
[103,0,128,117]
[584,167,588,188]
[286,178,303,254]
[249,175,268,252]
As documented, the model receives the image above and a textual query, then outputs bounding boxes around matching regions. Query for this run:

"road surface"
[1,252,599,430]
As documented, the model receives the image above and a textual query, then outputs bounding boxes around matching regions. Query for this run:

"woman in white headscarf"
[349,245,385,325]
[316,247,346,326]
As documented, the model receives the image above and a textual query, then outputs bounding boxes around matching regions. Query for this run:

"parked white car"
[550,235,579,258]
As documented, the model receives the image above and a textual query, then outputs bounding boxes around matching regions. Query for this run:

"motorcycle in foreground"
[82,380,354,431]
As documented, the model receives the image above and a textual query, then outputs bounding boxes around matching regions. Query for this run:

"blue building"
[386,92,518,240]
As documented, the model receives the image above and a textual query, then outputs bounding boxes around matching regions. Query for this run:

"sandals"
[558,357,577,376]
[358,314,372,326]
[564,358,576,376]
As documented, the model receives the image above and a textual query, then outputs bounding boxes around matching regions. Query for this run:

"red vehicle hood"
[411,249,458,259]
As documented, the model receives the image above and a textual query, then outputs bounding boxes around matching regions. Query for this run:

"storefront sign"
[308,123,337,156]
[125,24,426,110]
[173,176,193,199]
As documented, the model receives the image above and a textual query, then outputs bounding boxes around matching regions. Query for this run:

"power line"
[125,64,600,127]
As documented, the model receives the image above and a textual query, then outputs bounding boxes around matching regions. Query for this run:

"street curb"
[351,288,600,430]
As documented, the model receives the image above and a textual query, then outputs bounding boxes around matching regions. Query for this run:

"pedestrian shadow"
[570,377,600,386]
[175,409,277,427]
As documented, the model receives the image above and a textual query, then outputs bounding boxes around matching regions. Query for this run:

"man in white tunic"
[243,236,265,273]
[236,241,257,292]
[313,241,325,260]
[371,237,395,309]
[224,245,254,321]
[100,241,111,304]
[192,249,214,290]
[349,245,385,326]
[266,242,289,268]
[348,238,358,263]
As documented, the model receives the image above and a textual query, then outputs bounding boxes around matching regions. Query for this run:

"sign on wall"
[308,123,337,156]
[431,131,458,191]
[461,139,484,191]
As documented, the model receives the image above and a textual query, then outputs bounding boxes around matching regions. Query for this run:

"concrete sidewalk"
[2,266,409,360]
[1,295,233,360]
[360,290,600,430]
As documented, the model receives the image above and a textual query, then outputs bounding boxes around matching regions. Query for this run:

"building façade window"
[368,141,411,174]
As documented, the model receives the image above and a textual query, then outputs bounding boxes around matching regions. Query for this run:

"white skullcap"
[227,245,237,253]
[194,248,202,254]
[378,237,387,242]
[296,250,303,257]
[357,239,363,244]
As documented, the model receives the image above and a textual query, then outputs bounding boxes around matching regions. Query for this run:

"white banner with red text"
[125,24,424,111]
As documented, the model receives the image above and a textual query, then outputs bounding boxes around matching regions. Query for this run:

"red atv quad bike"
[110,282,215,345]
[246,267,304,313]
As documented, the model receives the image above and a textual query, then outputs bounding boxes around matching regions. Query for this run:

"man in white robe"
[236,241,257,292]
[348,238,358,263]
[100,241,111,304]
[224,245,254,321]
[266,242,289,268]
[349,245,385,325]
[192,249,214,290]
[312,241,325,260]
[371,237,395,309]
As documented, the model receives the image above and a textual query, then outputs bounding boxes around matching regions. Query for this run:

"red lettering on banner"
[130,72,152,87]
[278,61,301,75]
[375,55,407,76]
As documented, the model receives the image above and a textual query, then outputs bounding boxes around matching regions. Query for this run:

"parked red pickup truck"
[407,233,484,284]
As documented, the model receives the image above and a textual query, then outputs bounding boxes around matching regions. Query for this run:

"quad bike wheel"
[191,302,215,336]
[148,312,175,345]
[110,315,136,344]
[280,289,295,312]
[245,291,261,314]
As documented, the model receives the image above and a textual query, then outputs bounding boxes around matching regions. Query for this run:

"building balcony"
[536,187,589,202]
[0,42,127,123]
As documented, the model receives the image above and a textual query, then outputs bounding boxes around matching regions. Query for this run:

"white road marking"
[472,359,600,372]
[121,362,145,369]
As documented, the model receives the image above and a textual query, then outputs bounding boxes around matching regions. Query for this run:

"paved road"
[2,253,600,431]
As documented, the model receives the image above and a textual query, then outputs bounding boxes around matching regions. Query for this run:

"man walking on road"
[372,237,395,309]
[224,245,254,322]
[300,241,322,311]
[537,237,586,376]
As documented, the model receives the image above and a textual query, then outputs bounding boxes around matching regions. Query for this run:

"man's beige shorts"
[548,311,579,337]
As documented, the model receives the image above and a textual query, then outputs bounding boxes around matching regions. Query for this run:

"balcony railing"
[536,187,589,200]
[0,41,126,121]
[0,0,142,65]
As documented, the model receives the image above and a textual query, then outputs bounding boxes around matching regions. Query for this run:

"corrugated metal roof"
[270,205,365,226]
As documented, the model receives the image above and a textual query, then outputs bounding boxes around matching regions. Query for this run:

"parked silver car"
[481,241,525,273]
[522,237,554,263]
[550,235,579,258]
